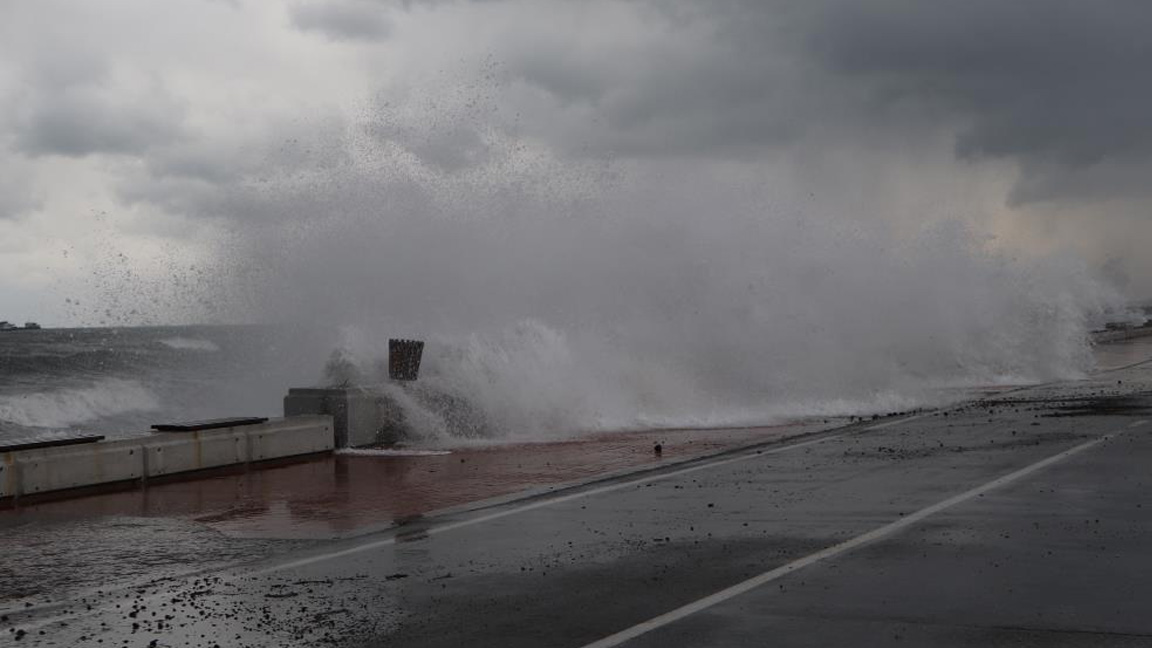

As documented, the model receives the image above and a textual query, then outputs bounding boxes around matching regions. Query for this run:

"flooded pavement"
[0,423,833,539]
[0,517,316,610]
[5,348,1152,646]
[1092,335,1152,371]
[0,422,838,610]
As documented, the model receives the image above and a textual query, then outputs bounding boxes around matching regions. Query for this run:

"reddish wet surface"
[0,423,829,539]
[1094,336,1152,371]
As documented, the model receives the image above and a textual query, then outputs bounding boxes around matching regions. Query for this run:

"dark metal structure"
[388,339,425,381]
[0,435,104,453]
[151,417,269,432]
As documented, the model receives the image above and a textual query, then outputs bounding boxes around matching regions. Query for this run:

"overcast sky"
[2,0,1151,326]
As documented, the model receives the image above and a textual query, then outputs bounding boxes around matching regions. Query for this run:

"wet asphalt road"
[10,360,1152,647]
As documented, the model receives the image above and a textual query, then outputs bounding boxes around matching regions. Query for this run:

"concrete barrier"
[249,416,335,460]
[284,387,402,447]
[16,438,145,496]
[146,427,249,477]
[0,415,333,501]
[1092,326,1152,343]
[2,452,20,499]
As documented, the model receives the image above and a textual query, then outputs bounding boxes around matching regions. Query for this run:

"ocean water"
[0,326,327,444]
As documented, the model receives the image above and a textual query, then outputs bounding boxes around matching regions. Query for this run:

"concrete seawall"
[0,415,333,501]
[284,387,402,447]
[1093,326,1152,343]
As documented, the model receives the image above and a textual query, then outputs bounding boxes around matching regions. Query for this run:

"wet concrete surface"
[625,429,1152,647]
[0,517,316,608]
[0,423,836,611]
[1093,336,1152,371]
[6,354,1152,646]
[0,424,825,540]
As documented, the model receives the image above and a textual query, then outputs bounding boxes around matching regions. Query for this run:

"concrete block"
[247,415,334,461]
[145,427,248,477]
[1092,326,1152,343]
[285,388,401,447]
[1,453,17,498]
[0,416,334,500]
[16,439,144,495]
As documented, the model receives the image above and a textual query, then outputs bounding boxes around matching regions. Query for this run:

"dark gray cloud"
[116,117,352,222]
[291,1,392,41]
[15,97,182,157]
[501,4,818,159]
[0,157,38,220]
[3,0,1149,327]
[8,57,185,158]
[492,0,1152,204]
[811,1,1152,167]
[1009,159,1152,206]
[7,0,1152,220]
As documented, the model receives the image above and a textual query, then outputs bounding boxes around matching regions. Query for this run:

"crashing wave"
[0,378,162,429]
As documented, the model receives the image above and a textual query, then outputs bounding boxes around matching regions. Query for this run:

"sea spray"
[218,119,1129,443]
[65,90,1129,443]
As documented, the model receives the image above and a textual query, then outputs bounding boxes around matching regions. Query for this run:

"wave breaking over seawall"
[319,273,1117,446]
[204,113,1126,446]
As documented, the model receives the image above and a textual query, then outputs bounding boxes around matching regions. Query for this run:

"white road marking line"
[577,430,1123,648]
[1129,419,1149,428]
[865,413,926,430]
[254,430,856,575]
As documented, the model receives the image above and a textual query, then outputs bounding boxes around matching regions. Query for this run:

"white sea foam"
[159,337,220,352]
[0,378,162,429]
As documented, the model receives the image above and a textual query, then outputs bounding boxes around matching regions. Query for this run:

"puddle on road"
[0,516,314,605]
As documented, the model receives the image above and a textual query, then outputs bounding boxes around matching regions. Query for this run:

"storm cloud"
[9,1,1151,200]
[13,84,184,158]
[3,0,1152,325]
[474,0,1152,205]
[291,0,393,41]
[808,0,1152,203]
